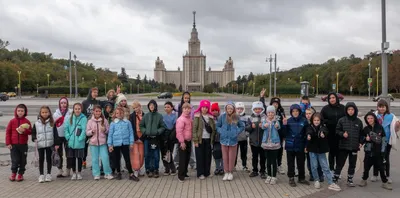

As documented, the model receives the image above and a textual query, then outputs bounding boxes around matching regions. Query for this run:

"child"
[86,105,114,180]
[306,113,341,191]
[129,100,145,179]
[217,101,245,181]
[300,96,315,118]
[333,102,363,187]
[176,102,193,182]
[305,108,323,182]
[246,101,267,179]
[115,93,130,120]
[103,102,113,124]
[193,100,216,179]
[140,100,165,178]
[235,102,250,171]
[211,102,224,175]
[261,106,281,185]
[359,112,392,190]
[161,101,177,176]
[283,104,310,187]
[32,106,60,183]
[6,104,32,181]
[64,103,88,180]
[53,97,72,177]
[108,107,136,180]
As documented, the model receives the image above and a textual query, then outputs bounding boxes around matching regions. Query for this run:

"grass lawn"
[143,92,221,97]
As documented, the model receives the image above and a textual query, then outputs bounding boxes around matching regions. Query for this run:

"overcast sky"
[1,0,399,79]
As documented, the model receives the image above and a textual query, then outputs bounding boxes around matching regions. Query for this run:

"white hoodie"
[53,109,72,137]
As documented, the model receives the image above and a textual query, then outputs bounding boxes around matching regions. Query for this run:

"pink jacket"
[86,116,110,146]
[176,113,193,143]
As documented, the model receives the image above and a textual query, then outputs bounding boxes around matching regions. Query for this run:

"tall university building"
[154,11,235,92]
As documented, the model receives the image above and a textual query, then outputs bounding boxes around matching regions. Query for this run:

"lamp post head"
[316,74,319,77]
[376,67,380,71]
[336,72,339,75]
[17,71,21,74]
[47,74,49,77]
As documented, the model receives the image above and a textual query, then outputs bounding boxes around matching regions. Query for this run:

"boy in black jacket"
[359,112,392,190]
[334,102,363,187]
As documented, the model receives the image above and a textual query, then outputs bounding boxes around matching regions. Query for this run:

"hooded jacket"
[129,111,145,142]
[261,97,286,139]
[86,115,110,146]
[284,104,308,152]
[53,97,72,137]
[320,92,346,146]
[6,104,32,145]
[64,113,88,149]
[216,102,245,146]
[306,124,329,153]
[362,112,386,156]
[139,100,165,137]
[336,102,364,151]
[32,118,60,148]
[246,101,266,147]
[82,89,100,118]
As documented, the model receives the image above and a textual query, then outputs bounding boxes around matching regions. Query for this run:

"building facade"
[153,11,235,92]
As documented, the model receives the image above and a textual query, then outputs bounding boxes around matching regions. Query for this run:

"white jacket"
[53,109,72,137]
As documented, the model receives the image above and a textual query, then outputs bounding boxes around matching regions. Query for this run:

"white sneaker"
[387,177,392,184]
[104,174,114,180]
[71,173,77,180]
[314,181,321,189]
[278,166,285,174]
[270,177,277,185]
[222,173,229,181]
[328,183,341,191]
[371,176,377,182]
[57,169,63,177]
[63,169,71,177]
[45,174,52,182]
[265,176,272,184]
[199,175,205,180]
[139,167,146,176]
[38,175,45,183]
[228,173,233,181]
[77,173,83,180]
[94,176,100,180]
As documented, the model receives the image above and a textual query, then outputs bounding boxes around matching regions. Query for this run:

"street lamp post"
[266,55,273,98]
[316,74,319,95]
[274,53,277,97]
[381,0,390,105]
[242,83,244,96]
[82,77,84,83]
[336,72,339,93]
[104,82,107,96]
[130,84,132,94]
[300,76,302,82]
[17,71,21,98]
[376,67,380,96]
[252,82,255,96]
[368,57,372,99]
[74,55,78,98]
[47,74,50,87]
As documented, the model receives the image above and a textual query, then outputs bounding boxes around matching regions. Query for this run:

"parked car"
[157,92,173,99]
[0,93,9,101]
[321,93,344,102]
[372,94,394,102]
[7,92,16,97]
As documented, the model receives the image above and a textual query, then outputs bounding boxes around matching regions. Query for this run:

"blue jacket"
[216,113,245,146]
[261,120,281,144]
[64,113,87,149]
[108,119,134,147]
[284,104,308,152]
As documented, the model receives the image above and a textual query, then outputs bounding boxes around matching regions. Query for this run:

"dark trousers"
[178,141,191,180]
[195,139,212,177]
[334,149,357,181]
[328,140,339,171]
[68,157,83,172]
[307,152,323,180]
[373,144,391,177]
[113,145,133,174]
[363,154,387,183]
[287,151,306,180]
[10,144,28,174]
[250,145,266,173]
[57,137,67,169]
[235,140,248,167]
[83,138,89,162]
[265,149,279,177]
[160,140,176,173]
[38,147,53,175]
[277,140,284,167]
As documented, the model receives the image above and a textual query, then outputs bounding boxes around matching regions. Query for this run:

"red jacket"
[6,104,32,145]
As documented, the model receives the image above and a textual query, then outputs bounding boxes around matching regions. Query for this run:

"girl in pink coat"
[175,102,193,182]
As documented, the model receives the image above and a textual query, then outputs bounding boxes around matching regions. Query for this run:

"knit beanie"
[266,106,275,113]
[211,102,220,112]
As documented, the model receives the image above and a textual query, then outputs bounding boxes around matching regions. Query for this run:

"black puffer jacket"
[246,113,266,147]
[306,125,329,153]
[336,102,363,151]
[320,93,345,147]
[362,112,387,157]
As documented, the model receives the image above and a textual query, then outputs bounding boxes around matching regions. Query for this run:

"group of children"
[4,89,398,192]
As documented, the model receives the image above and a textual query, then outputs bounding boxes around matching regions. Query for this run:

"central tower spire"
[193,11,196,28]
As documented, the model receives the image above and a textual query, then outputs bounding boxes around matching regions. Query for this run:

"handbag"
[261,121,281,150]
[52,150,61,167]
[201,116,213,134]
[31,141,39,168]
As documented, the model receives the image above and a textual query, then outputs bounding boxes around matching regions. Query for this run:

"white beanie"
[266,105,275,113]
[252,101,265,114]
[116,93,127,105]
[235,102,246,116]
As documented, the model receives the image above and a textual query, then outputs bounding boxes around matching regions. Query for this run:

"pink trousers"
[221,144,238,172]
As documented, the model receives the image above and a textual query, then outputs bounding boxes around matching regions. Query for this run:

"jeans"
[235,140,248,167]
[250,145,266,173]
[309,152,333,184]
[287,151,306,180]
[363,154,387,183]
[373,144,391,177]
[215,159,223,170]
[195,139,212,177]
[10,144,28,174]
[221,145,238,172]
[265,149,279,177]
[38,147,52,175]
[307,152,323,180]
[178,141,192,180]
[334,150,357,181]
[90,145,112,176]
[144,139,160,172]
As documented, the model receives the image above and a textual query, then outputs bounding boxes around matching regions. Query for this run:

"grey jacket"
[238,114,250,141]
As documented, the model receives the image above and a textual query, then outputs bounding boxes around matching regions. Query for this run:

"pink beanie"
[194,99,212,115]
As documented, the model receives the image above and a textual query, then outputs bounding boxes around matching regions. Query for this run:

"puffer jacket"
[5,104,32,145]
[192,112,216,144]
[238,113,250,142]
[108,119,134,147]
[64,113,88,149]
[140,100,165,137]
[32,118,60,148]
[362,112,387,156]
[176,113,193,143]
[217,112,245,146]
[284,104,308,152]
[336,102,364,151]
[306,125,329,153]
[246,113,267,147]
[86,116,110,146]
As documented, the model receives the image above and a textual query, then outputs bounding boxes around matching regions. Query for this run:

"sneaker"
[38,175,45,183]
[57,169,64,178]
[148,172,154,178]
[9,173,16,182]
[314,181,321,189]
[199,175,205,180]
[270,177,277,185]
[370,176,377,182]
[164,171,170,176]
[278,166,285,174]
[82,161,87,169]
[139,168,146,176]
[16,174,24,182]
[178,178,184,183]
[115,173,122,180]
[249,172,259,177]
[265,176,272,184]
[382,182,393,190]
[243,167,249,172]
[185,174,190,178]
[227,173,233,181]
[71,173,77,180]
[94,176,100,180]
[77,173,83,180]
[320,177,325,183]
[359,180,367,187]
[105,174,114,180]
[222,173,229,181]
[328,183,341,191]
[170,171,177,176]
[154,171,160,178]
[260,173,267,179]
[347,179,356,187]
[387,177,392,184]
[45,174,52,182]
[214,169,220,176]
[289,177,297,187]
[129,174,139,182]
[298,179,310,185]
[219,170,225,175]
[63,169,71,177]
